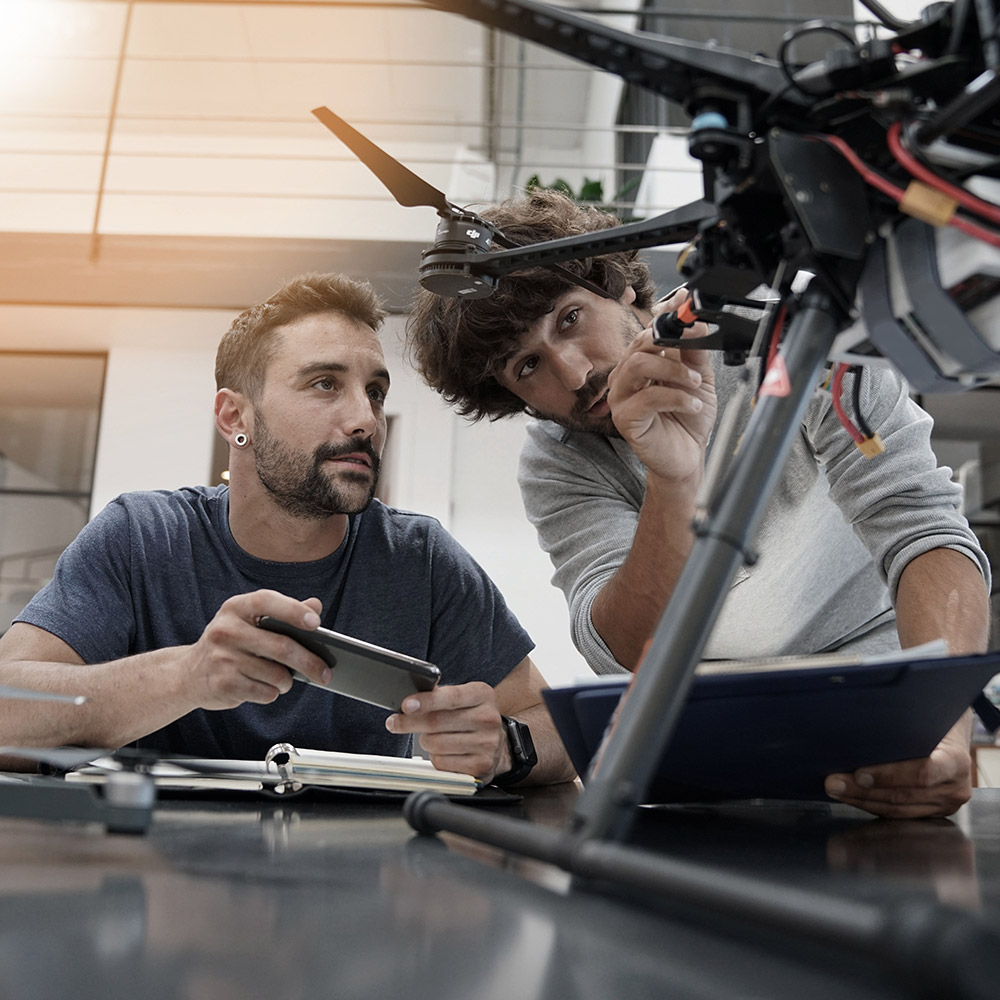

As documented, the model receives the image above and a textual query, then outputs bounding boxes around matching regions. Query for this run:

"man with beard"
[405,190,992,818]
[0,273,575,789]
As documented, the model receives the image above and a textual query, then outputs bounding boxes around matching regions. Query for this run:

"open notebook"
[66,743,481,797]
[543,643,1000,802]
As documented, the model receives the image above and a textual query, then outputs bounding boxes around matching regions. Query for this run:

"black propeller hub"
[419,211,500,298]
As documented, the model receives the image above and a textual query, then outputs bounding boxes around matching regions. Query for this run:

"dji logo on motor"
[466,228,481,239]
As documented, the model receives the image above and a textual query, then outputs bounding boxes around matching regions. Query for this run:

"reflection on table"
[0,780,997,1000]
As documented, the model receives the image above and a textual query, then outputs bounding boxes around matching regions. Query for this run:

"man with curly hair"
[406,189,992,818]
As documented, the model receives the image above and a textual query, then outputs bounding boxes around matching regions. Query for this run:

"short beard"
[530,370,619,437]
[529,305,642,437]
[251,411,380,520]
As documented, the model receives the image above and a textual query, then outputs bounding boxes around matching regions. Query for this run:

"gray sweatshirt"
[519,359,990,674]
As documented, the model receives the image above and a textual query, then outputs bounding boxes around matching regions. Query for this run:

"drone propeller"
[312,105,615,299]
[312,106,455,215]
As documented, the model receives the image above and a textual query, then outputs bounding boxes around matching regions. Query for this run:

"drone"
[313,0,1000,396]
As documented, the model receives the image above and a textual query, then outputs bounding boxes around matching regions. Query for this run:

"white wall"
[446,407,591,688]
[95,348,217,510]
[0,305,587,689]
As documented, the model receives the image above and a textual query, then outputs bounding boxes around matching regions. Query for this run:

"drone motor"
[418,210,499,299]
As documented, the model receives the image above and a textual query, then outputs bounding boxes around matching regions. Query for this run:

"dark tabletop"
[1,780,998,1000]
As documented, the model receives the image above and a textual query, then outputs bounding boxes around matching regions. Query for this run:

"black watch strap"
[493,715,538,786]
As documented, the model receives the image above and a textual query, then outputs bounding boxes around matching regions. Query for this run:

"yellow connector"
[856,433,885,458]
[899,181,958,226]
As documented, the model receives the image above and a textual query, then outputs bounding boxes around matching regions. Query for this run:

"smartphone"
[257,616,441,711]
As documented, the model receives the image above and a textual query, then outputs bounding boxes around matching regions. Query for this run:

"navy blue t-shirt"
[17,486,533,760]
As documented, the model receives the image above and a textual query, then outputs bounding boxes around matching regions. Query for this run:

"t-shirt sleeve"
[802,366,991,599]
[15,498,137,663]
[424,523,534,689]
[518,423,634,675]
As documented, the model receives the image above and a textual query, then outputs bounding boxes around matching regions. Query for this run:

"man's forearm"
[590,474,699,670]
[822,549,989,818]
[895,547,991,655]
[0,648,197,760]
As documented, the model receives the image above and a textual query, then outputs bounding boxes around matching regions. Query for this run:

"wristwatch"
[493,715,538,786]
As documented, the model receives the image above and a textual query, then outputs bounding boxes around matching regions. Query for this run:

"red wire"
[831,363,865,443]
[820,132,902,200]
[948,212,1000,247]
[886,121,1000,227]
[816,132,1000,249]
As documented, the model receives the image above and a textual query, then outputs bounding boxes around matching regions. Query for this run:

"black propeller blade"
[312,105,616,299]
[312,106,455,215]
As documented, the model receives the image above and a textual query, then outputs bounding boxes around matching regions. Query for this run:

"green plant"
[524,174,639,219]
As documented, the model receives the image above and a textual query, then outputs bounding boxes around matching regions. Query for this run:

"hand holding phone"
[256,617,440,711]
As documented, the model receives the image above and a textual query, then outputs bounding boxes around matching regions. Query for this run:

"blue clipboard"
[543,650,1000,802]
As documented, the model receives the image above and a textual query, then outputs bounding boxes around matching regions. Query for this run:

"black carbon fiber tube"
[405,791,999,1000]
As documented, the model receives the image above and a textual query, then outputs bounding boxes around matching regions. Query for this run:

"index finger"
[224,589,324,631]
[401,682,493,716]
[636,320,713,383]
[651,284,689,318]
[227,590,331,684]
[386,682,497,735]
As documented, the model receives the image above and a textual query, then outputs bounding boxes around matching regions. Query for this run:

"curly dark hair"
[405,190,656,421]
[216,272,386,401]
